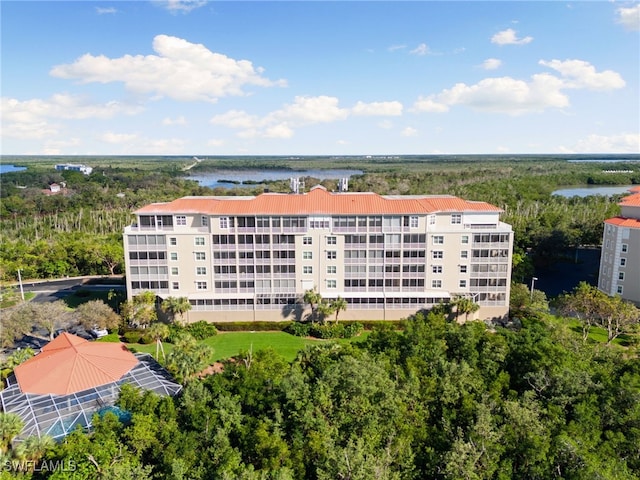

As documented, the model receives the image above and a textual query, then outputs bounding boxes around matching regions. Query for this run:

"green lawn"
[554,316,636,347]
[124,331,370,363]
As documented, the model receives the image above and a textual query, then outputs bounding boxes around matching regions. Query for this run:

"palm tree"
[147,322,170,362]
[166,333,212,382]
[0,413,24,453]
[20,435,54,465]
[454,297,480,322]
[303,288,322,322]
[331,296,348,323]
[161,296,192,324]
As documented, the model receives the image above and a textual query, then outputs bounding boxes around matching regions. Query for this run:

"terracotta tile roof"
[605,217,640,229]
[14,333,139,395]
[619,191,640,207]
[135,186,503,216]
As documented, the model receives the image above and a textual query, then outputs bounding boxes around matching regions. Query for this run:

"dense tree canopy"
[2,311,632,480]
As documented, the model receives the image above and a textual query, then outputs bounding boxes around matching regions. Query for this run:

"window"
[459,265,467,273]
[429,215,436,225]
[327,236,337,245]
[195,237,205,246]
[327,266,337,274]
[432,251,443,259]
[432,266,442,274]
[461,235,469,244]
[617,286,624,295]
[195,252,206,261]
[303,236,312,245]
[620,258,627,266]
[196,267,207,276]
[303,251,313,260]
[303,266,313,274]
[201,216,209,227]
[451,214,462,224]
[219,217,229,229]
[461,251,468,259]
[169,237,177,246]
[170,252,178,261]
[459,280,467,288]
[432,280,442,288]
[171,267,179,275]
[618,272,625,281]
[327,251,337,260]
[403,216,419,228]
[327,280,337,288]
[196,281,208,290]
[622,244,628,253]
[433,236,444,245]
[172,282,179,290]
[175,215,187,226]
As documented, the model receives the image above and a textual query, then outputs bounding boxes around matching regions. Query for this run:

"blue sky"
[1,1,639,156]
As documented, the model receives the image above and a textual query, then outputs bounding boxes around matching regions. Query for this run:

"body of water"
[187,169,362,189]
[552,185,636,198]
[0,164,26,174]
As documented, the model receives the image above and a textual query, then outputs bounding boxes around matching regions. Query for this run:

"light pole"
[530,277,538,302]
[17,269,25,301]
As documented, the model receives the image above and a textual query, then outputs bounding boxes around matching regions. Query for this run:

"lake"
[186,169,363,189]
[552,185,636,198]
[0,164,26,174]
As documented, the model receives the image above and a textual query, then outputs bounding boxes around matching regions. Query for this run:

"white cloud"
[539,59,626,90]
[410,43,431,56]
[387,44,406,52]
[263,124,294,139]
[162,116,187,126]
[413,59,625,116]
[0,94,142,139]
[491,28,533,45]
[271,96,349,125]
[401,127,418,137]
[95,7,117,15]
[50,35,287,103]
[561,133,640,153]
[207,139,225,147]
[152,0,208,14]
[210,109,260,129]
[481,58,502,70]
[412,96,451,113]
[616,4,640,31]
[352,101,403,116]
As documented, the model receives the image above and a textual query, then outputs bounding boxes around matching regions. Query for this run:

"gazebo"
[0,333,182,441]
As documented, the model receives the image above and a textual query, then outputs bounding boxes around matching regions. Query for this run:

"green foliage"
[285,322,310,337]
[184,320,218,340]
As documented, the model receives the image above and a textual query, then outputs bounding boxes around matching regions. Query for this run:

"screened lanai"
[0,333,182,442]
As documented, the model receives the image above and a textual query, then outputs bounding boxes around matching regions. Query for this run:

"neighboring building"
[49,183,61,193]
[598,186,640,305]
[0,333,181,442]
[54,163,93,175]
[123,185,513,322]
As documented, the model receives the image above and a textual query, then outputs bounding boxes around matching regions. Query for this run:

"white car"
[89,327,109,339]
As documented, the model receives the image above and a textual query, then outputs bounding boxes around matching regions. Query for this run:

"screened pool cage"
[0,354,182,442]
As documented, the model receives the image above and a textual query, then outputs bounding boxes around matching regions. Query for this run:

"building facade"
[598,186,640,305]
[124,186,513,322]
[54,163,93,175]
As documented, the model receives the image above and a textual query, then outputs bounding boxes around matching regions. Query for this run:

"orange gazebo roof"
[14,333,138,395]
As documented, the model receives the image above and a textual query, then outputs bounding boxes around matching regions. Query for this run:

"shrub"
[213,321,292,332]
[138,334,154,345]
[309,323,345,339]
[186,321,218,340]
[122,331,143,344]
[286,322,310,337]
[343,322,364,338]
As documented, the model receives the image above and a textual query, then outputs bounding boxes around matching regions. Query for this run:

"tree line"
[0,310,638,479]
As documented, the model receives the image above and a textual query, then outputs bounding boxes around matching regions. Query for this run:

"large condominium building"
[598,186,640,305]
[123,185,513,322]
